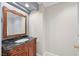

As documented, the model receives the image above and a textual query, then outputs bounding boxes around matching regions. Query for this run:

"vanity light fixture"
[25,3,29,7]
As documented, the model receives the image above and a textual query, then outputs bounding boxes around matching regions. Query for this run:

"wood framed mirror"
[3,6,27,39]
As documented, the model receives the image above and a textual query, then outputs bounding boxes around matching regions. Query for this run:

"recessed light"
[25,3,29,7]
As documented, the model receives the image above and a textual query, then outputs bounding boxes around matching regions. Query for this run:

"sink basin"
[15,38,29,43]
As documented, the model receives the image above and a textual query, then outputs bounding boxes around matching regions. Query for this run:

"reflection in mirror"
[3,7,27,39]
[7,12,25,36]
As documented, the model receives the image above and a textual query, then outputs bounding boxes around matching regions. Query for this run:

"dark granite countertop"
[2,35,34,51]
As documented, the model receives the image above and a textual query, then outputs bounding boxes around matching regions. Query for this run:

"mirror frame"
[3,6,27,39]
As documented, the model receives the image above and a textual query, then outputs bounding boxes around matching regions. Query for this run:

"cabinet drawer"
[8,44,25,55]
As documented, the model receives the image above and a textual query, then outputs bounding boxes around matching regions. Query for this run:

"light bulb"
[25,3,29,7]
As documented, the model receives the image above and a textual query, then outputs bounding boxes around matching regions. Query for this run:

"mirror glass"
[7,12,25,36]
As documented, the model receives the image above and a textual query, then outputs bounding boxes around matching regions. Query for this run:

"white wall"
[29,5,45,55]
[29,12,44,55]
[44,2,78,56]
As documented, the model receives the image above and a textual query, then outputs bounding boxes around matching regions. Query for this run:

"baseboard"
[37,53,42,56]
[37,51,59,56]
[44,51,59,56]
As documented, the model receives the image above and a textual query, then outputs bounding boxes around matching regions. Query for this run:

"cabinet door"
[8,44,28,56]
[28,44,34,56]
[28,39,36,56]
[24,43,29,56]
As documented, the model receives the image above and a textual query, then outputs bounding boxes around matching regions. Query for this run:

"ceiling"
[7,2,39,14]
[7,2,58,14]
[16,2,39,11]
[38,2,58,7]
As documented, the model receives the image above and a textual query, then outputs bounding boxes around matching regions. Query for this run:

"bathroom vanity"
[2,37,36,56]
[2,6,37,56]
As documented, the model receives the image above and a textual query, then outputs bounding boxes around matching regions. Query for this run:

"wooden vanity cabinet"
[7,39,36,56]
